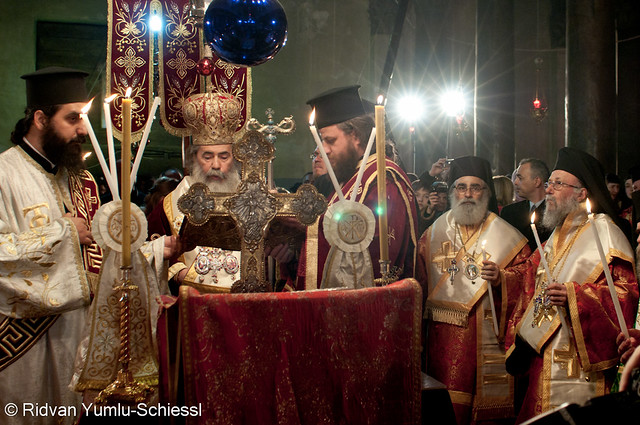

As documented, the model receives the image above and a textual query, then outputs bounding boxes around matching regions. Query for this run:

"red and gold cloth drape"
[107,0,154,143]
[108,0,251,141]
[158,279,422,424]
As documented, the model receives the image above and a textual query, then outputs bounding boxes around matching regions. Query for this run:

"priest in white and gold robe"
[0,67,104,425]
[416,156,530,425]
[505,147,638,423]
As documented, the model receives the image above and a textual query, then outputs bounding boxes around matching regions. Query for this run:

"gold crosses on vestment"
[553,343,580,379]
[178,130,327,293]
[433,241,456,274]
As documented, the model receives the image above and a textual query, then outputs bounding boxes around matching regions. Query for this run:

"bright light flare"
[397,95,424,123]
[441,90,465,117]
[150,14,163,32]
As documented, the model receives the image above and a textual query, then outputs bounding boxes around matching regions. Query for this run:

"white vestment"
[0,146,94,425]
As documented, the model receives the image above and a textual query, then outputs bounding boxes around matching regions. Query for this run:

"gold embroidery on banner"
[215,59,240,80]
[166,49,196,79]
[165,1,197,53]
[114,0,149,52]
[23,203,50,228]
[115,46,147,77]
[553,343,580,379]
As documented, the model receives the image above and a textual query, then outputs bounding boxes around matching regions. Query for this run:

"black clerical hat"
[448,155,499,213]
[307,85,366,129]
[553,147,632,243]
[21,66,89,108]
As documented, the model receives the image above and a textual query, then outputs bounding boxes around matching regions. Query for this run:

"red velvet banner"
[157,0,203,136]
[107,0,153,143]
[158,279,422,424]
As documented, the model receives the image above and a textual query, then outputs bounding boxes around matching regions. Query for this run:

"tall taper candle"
[375,95,389,262]
[121,90,132,268]
[586,199,629,338]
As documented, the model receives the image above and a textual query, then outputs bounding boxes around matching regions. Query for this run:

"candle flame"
[81,98,94,114]
[531,211,536,223]
[377,95,384,105]
[104,93,117,103]
[481,239,486,249]
[125,87,132,98]
[586,198,592,214]
[309,108,316,126]
[83,152,92,161]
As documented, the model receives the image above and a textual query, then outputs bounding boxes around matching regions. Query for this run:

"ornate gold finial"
[182,92,243,146]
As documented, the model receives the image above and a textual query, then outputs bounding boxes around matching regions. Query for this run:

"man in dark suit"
[500,158,551,251]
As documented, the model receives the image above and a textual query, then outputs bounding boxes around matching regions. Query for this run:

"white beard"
[541,195,581,231]
[449,191,489,226]
[190,162,241,193]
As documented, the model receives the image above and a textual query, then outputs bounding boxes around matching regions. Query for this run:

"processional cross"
[177,130,327,292]
[246,108,295,188]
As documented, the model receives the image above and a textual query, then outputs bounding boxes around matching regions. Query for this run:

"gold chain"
[546,219,587,284]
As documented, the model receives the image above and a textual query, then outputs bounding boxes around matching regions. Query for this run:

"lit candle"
[350,127,376,202]
[103,94,118,198]
[308,109,345,202]
[121,88,133,268]
[80,99,119,199]
[482,240,499,336]
[586,199,629,338]
[530,211,553,282]
[130,96,161,191]
[375,95,389,262]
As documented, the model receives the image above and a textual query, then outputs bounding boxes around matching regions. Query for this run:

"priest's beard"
[449,191,489,226]
[41,124,86,175]
[542,194,581,231]
[191,161,241,193]
[332,143,360,184]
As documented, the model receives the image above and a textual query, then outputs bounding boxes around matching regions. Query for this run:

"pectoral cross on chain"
[447,260,459,284]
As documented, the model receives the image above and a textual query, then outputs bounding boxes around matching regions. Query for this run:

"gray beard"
[191,162,241,193]
[541,195,581,231]
[449,192,489,226]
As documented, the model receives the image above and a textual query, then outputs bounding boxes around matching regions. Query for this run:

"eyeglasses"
[454,184,485,194]
[544,180,582,191]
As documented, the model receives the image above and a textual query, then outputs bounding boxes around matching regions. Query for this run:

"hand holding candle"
[586,199,629,338]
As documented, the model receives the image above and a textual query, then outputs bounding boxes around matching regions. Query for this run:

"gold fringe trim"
[426,303,469,327]
[449,390,473,406]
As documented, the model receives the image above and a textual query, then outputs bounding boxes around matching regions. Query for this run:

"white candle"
[103,94,118,190]
[482,239,499,337]
[130,96,161,191]
[350,126,376,202]
[530,212,553,282]
[308,109,345,202]
[586,199,629,338]
[81,99,119,199]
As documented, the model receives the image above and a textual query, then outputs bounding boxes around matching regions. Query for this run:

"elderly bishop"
[416,156,530,425]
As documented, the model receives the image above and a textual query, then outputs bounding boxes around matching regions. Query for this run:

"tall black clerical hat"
[447,155,499,213]
[553,147,632,241]
[306,85,366,129]
[21,66,89,108]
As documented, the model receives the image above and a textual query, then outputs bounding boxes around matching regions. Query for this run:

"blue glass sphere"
[203,0,288,67]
